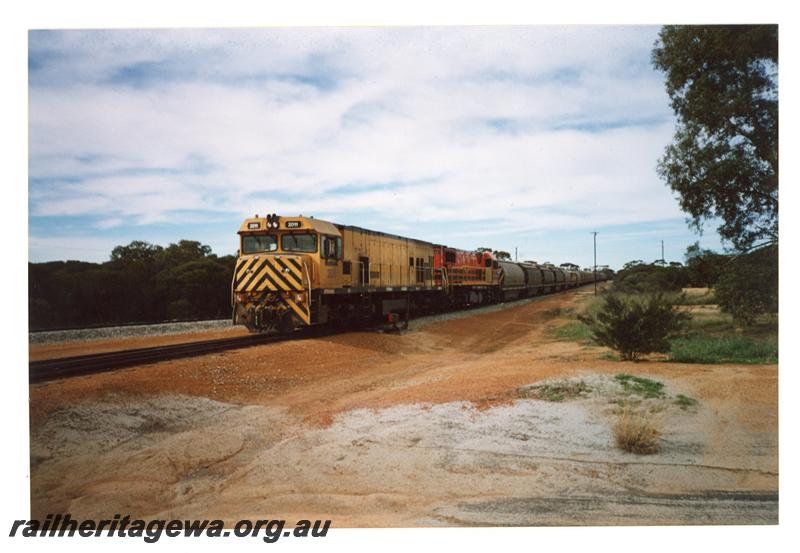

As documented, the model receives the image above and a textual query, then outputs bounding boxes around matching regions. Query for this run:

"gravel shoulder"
[29,324,250,361]
[28,286,778,526]
[29,319,235,345]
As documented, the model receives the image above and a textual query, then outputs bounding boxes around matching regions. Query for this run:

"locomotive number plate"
[285,221,301,228]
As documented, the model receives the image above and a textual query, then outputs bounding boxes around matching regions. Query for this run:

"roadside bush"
[714,245,778,326]
[579,293,690,361]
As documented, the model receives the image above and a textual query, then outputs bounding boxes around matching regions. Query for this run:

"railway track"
[29,333,288,384]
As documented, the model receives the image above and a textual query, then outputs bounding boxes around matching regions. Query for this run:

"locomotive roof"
[337,224,437,248]
[238,215,340,236]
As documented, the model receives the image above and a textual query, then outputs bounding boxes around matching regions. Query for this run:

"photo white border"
[4,1,797,551]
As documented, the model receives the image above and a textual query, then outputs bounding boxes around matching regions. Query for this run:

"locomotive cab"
[233,214,341,332]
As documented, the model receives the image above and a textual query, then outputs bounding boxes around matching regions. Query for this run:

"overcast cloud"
[28,27,721,267]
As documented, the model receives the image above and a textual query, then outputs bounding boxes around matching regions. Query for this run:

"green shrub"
[579,293,691,361]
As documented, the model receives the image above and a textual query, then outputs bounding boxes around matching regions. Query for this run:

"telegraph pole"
[591,232,598,296]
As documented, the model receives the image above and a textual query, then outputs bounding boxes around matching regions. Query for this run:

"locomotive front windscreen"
[281,233,317,253]
[242,234,277,254]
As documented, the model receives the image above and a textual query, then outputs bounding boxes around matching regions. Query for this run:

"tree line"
[613,242,777,325]
[29,240,236,330]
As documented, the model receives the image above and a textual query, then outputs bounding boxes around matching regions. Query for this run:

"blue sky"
[28,27,727,269]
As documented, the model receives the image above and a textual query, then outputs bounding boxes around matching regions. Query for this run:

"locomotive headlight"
[295,292,306,303]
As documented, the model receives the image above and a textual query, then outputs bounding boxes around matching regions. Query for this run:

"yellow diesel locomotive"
[232,214,443,332]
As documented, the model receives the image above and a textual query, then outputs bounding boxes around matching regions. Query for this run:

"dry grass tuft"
[613,406,661,454]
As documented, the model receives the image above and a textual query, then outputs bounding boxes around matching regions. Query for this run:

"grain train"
[231,214,608,333]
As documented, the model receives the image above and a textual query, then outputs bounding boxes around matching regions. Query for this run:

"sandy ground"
[28,287,778,526]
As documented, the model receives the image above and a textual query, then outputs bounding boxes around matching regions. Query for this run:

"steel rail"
[29,333,287,384]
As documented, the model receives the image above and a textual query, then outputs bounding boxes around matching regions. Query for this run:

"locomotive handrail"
[448,266,490,285]
[437,267,450,292]
[230,267,237,308]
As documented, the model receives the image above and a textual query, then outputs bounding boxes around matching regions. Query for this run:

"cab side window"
[322,235,343,260]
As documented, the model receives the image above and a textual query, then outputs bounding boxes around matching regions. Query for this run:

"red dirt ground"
[28,287,778,525]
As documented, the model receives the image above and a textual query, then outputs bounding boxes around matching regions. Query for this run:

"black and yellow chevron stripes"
[234,255,305,293]
[281,293,310,325]
[233,255,311,326]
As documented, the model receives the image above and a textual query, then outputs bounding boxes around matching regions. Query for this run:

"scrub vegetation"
[553,321,593,343]
[611,245,777,328]
[674,394,698,409]
[520,380,591,402]
[555,273,777,364]
[614,374,665,398]
[671,334,778,364]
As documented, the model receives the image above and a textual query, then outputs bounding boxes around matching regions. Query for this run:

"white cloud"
[28,235,123,261]
[29,26,683,256]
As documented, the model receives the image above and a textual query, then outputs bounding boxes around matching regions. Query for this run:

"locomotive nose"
[232,254,311,331]
[233,254,306,293]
